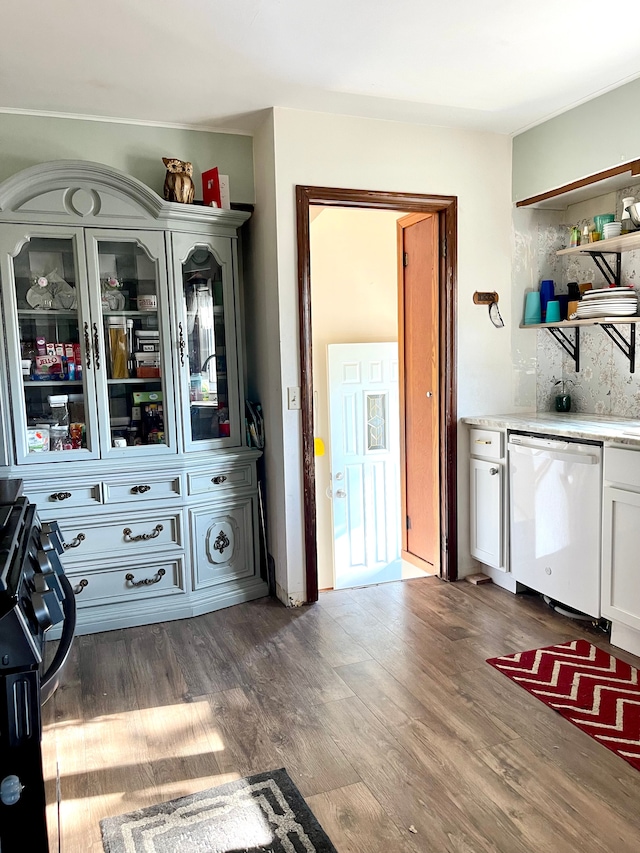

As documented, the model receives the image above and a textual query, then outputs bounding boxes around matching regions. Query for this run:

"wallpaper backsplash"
[528,183,640,416]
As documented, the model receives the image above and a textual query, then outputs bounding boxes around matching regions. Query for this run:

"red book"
[202,167,221,208]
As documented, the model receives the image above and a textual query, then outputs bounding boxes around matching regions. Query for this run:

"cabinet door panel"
[470,457,503,569]
[0,226,100,463]
[602,486,640,630]
[190,496,256,589]
[84,229,177,458]
[171,233,242,451]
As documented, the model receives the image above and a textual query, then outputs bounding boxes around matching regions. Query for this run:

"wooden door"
[399,214,440,571]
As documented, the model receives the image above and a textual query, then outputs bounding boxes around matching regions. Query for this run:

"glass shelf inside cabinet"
[97,240,166,448]
[181,247,229,442]
[15,236,89,455]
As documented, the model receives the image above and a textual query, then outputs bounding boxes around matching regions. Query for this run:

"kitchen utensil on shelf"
[545,301,561,323]
[524,291,542,325]
[626,202,640,230]
[540,280,554,321]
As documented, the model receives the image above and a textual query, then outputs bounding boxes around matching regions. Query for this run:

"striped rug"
[487,639,640,772]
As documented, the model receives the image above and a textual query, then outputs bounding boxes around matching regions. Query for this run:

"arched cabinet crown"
[0,160,249,236]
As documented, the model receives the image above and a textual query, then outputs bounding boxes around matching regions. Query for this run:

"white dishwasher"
[508,432,602,618]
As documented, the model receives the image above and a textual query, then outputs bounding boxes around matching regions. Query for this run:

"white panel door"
[469,457,503,569]
[602,486,640,632]
[328,343,400,589]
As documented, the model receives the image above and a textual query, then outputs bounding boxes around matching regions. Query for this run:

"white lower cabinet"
[602,484,640,632]
[469,428,507,571]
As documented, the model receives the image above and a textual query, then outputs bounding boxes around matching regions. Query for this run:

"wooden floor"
[43,577,640,852]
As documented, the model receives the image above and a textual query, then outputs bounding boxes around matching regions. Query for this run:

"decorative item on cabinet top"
[162,158,195,205]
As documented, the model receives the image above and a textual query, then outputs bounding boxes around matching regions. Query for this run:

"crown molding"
[0,107,253,137]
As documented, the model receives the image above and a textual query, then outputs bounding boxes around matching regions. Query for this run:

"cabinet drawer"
[604,447,640,490]
[24,481,102,511]
[470,428,503,460]
[103,474,182,504]
[68,556,186,607]
[58,511,183,562]
[190,496,256,589]
[187,463,254,497]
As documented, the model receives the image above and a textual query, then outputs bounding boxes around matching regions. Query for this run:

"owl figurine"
[162,157,195,204]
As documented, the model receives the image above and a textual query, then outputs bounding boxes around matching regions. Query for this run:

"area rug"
[100,768,338,853]
[487,639,640,772]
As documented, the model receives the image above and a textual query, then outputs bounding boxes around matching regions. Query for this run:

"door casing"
[296,186,458,602]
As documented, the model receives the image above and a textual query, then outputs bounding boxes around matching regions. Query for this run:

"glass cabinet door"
[85,230,176,457]
[0,228,100,464]
[172,234,241,450]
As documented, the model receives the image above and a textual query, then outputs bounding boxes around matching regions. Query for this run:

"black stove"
[0,485,76,853]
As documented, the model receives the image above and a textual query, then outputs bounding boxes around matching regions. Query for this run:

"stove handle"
[40,573,77,706]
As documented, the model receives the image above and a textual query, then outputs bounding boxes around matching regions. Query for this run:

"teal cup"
[545,300,561,323]
[524,291,542,324]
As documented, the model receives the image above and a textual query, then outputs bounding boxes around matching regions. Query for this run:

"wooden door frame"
[296,186,458,603]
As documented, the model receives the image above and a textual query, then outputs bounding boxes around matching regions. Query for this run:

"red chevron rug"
[487,639,640,772]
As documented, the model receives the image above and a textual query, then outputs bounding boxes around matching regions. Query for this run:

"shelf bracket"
[547,326,580,372]
[589,251,621,287]
[601,323,636,373]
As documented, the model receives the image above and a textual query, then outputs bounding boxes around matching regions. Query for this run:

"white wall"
[249,107,529,603]
[310,207,403,590]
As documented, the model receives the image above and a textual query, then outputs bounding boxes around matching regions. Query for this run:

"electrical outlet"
[288,386,301,410]
[473,291,499,305]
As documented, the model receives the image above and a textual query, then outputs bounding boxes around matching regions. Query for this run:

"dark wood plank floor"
[43,578,640,852]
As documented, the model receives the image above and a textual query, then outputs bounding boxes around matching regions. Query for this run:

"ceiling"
[3,0,640,135]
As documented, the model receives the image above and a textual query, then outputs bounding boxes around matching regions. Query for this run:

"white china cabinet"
[0,161,267,635]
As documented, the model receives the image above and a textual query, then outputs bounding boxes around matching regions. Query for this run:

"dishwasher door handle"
[508,444,599,465]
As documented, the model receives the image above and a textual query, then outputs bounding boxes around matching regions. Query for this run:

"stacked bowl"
[603,221,622,240]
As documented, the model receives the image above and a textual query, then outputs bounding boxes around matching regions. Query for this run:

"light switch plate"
[288,387,301,409]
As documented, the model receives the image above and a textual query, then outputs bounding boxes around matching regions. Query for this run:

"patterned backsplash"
[515,182,640,416]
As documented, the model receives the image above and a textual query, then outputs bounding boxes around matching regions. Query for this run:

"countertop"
[462,412,640,446]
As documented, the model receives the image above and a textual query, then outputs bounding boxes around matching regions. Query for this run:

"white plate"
[582,288,635,299]
[576,308,638,317]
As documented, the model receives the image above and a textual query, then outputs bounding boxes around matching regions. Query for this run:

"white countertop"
[462,412,640,446]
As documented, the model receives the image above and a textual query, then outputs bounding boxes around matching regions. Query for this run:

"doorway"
[296,186,458,602]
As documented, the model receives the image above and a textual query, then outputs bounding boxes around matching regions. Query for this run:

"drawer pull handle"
[178,322,186,367]
[63,533,86,550]
[475,439,492,444]
[131,485,151,494]
[123,524,163,542]
[92,323,101,370]
[211,475,227,485]
[213,530,230,555]
[125,568,166,588]
[84,322,91,370]
[50,491,72,501]
[74,578,89,595]
[489,467,499,475]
